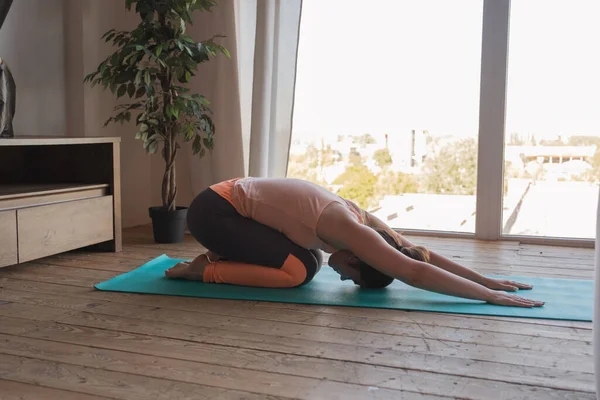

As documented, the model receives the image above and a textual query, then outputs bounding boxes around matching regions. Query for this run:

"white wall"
[0,0,66,136]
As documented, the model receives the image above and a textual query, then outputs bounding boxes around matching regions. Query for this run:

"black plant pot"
[149,206,188,243]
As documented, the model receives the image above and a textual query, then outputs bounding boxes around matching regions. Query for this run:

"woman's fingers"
[500,283,518,292]
[512,296,544,307]
[508,299,536,308]
[488,279,533,292]
[490,292,545,308]
[507,297,531,307]
[511,281,533,290]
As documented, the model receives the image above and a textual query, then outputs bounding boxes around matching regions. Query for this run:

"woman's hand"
[485,290,544,308]
[483,278,533,292]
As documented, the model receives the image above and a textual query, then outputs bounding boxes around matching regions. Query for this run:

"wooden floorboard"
[0,226,595,399]
[0,379,113,400]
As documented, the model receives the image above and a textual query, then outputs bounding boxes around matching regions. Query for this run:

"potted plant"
[84,0,229,243]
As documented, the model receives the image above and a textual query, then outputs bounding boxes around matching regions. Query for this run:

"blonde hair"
[400,245,430,263]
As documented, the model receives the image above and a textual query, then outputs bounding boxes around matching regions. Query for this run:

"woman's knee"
[291,249,319,286]
[309,249,324,267]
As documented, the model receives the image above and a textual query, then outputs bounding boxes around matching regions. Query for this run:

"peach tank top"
[210,177,364,253]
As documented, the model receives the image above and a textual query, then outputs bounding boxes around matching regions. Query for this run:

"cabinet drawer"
[17,196,114,263]
[0,210,17,267]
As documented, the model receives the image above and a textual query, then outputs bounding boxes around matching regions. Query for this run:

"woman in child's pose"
[166,177,543,308]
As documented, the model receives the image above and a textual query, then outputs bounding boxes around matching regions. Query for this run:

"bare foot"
[165,261,206,281]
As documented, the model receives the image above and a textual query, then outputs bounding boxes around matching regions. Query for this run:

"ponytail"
[400,245,430,263]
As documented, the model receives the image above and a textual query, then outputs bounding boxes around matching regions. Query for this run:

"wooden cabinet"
[17,196,115,263]
[0,210,17,268]
[0,137,122,267]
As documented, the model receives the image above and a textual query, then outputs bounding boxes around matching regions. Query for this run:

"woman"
[166,177,544,308]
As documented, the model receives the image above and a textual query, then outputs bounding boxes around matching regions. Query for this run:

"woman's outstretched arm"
[365,213,532,292]
[319,204,543,307]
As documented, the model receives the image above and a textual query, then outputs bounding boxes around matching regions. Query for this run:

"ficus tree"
[84,0,229,211]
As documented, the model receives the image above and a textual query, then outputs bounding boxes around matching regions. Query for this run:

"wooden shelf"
[0,136,120,146]
[0,183,110,199]
[0,183,110,210]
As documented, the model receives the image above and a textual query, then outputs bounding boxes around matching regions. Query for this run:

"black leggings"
[186,188,320,287]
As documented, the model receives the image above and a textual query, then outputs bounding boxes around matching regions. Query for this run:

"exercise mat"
[94,254,592,321]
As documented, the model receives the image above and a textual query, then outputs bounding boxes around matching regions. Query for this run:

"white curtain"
[185,0,303,196]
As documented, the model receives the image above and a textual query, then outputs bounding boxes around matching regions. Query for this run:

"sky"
[291,0,600,142]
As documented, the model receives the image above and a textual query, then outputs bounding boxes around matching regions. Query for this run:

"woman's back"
[225,177,363,252]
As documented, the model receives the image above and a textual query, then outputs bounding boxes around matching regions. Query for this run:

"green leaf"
[135,44,144,51]
[117,84,127,98]
[101,29,115,39]
[185,71,191,82]
[144,71,151,86]
[114,111,132,124]
[199,147,206,158]
[111,53,120,66]
[148,133,162,142]
[144,10,155,22]
[140,123,149,132]
[166,104,179,119]
[155,45,163,57]
[192,135,201,154]
[148,141,158,154]
[135,87,146,98]
[127,83,135,97]
[194,94,210,105]
[134,70,142,86]
[185,126,195,141]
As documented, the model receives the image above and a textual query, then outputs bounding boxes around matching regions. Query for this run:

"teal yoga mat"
[94,254,593,321]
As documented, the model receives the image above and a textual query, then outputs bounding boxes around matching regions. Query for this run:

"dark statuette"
[0,0,15,138]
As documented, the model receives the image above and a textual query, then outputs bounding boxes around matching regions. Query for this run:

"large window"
[288,0,484,233]
[287,0,600,242]
[502,0,600,239]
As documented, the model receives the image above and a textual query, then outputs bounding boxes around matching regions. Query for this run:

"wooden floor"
[0,226,595,400]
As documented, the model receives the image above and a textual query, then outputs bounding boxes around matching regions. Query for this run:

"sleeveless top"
[210,177,365,253]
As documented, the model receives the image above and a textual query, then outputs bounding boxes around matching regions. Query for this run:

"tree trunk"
[162,132,177,211]
[161,136,170,208]
[157,9,178,212]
